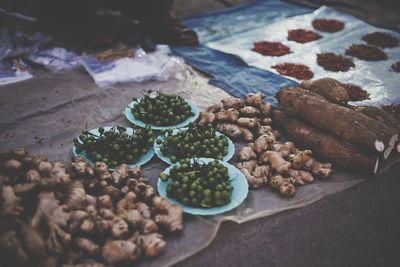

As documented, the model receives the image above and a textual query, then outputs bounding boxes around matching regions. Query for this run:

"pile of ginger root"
[0,148,183,267]
[199,93,333,196]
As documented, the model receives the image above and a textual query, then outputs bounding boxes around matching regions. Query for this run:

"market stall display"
[0,149,183,266]
[154,123,235,164]
[72,126,154,169]
[2,0,400,265]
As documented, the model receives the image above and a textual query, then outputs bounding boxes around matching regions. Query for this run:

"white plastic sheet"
[208,6,400,106]
[81,45,182,87]
[27,47,81,71]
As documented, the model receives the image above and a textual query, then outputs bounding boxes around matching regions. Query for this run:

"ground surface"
[1,1,400,267]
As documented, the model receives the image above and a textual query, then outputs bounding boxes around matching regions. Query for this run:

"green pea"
[160,173,168,181]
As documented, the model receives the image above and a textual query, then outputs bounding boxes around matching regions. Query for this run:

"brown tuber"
[276,86,398,153]
[273,109,375,172]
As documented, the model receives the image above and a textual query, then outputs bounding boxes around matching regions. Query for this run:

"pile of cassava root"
[198,93,333,197]
[274,78,400,173]
[0,148,183,267]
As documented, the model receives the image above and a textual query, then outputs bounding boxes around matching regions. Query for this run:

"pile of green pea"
[73,126,153,167]
[130,93,194,126]
[157,123,229,162]
[160,159,233,208]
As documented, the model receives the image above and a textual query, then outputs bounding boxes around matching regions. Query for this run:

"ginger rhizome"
[0,149,183,266]
[200,93,333,196]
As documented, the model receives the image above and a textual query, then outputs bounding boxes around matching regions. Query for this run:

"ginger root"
[0,150,182,265]
[236,160,258,172]
[1,185,23,217]
[198,112,216,125]
[152,196,183,233]
[74,238,101,257]
[244,92,266,107]
[221,96,244,109]
[237,117,260,128]
[241,165,270,189]
[31,192,71,254]
[102,240,141,264]
[261,151,291,174]
[238,145,257,161]
[304,159,332,178]
[203,92,333,197]
[239,106,260,117]
[269,175,296,196]
[288,169,314,185]
[215,108,240,122]
[132,232,166,257]
[254,134,276,154]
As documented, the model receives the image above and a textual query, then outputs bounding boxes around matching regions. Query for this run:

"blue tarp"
[172,0,314,105]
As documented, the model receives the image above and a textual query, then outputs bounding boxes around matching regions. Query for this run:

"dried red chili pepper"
[362,32,399,48]
[317,53,355,72]
[345,44,387,61]
[272,63,314,80]
[287,29,322,43]
[391,61,400,72]
[252,41,291,56]
[341,83,370,101]
[312,19,345,33]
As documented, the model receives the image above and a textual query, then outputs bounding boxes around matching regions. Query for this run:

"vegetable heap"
[131,93,194,126]
[157,123,229,163]
[345,44,387,61]
[73,126,153,167]
[0,148,183,266]
[160,159,233,208]
[287,29,321,43]
[362,32,399,48]
[251,41,292,57]
[316,52,355,72]
[312,18,345,33]
[272,63,314,80]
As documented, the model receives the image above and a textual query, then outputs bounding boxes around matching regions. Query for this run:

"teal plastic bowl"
[72,126,154,171]
[157,158,249,216]
[154,129,235,165]
[124,97,199,130]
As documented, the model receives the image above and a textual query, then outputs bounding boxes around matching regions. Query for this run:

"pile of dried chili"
[287,29,322,43]
[272,63,314,80]
[342,83,370,101]
[391,61,400,72]
[312,19,345,33]
[345,44,388,61]
[252,41,291,56]
[362,32,399,48]
[317,53,355,72]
